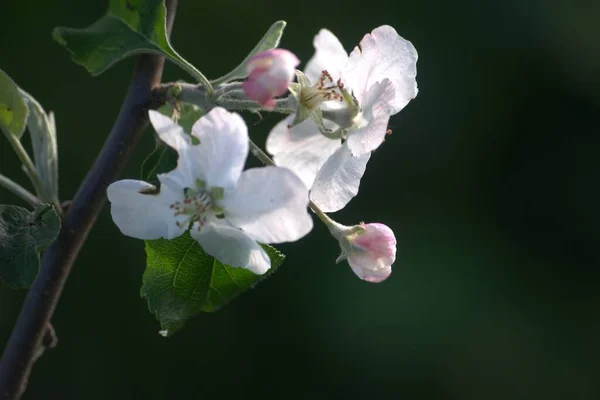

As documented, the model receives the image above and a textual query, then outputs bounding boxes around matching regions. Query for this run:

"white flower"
[242,49,300,110]
[107,108,313,274]
[267,26,418,212]
[331,222,396,283]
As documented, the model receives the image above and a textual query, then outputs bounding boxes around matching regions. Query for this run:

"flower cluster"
[107,25,417,283]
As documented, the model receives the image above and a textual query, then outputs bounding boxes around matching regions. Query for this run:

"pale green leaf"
[53,0,207,84]
[19,90,59,202]
[0,69,28,140]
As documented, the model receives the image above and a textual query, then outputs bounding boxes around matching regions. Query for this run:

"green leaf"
[53,0,209,86]
[0,69,29,140]
[20,90,59,203]
[141,232,285,336]
[140,102,203,183]
[0,72,57,204]
[211,20,287,86]
[0,204,61,289]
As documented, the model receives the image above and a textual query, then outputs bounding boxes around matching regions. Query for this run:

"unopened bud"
[334,222,396,283]
[242,49,300,110]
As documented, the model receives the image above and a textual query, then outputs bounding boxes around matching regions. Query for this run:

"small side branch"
[156,81,297,114]
[0,174,41,207]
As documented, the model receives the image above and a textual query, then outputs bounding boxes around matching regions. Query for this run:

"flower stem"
[216,97,294,113]
[173,60,214,94]
[308,200,337,227]
[248,139,275,166]
[213,81,243,99]
[0,174,41,207]
[5,134,49,204]
[168,82,296,114]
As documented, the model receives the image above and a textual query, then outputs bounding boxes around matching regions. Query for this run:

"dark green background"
[2,1,599,399]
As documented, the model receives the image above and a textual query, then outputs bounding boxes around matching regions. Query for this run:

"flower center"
[300,70,346,110]
[170,188,215,229]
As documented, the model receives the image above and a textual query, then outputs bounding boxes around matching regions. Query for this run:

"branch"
[0,1,178,398]
[156,81,297,113]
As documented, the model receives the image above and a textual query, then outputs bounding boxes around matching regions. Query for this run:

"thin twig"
[0,1,178,398]
[0,174,41,207]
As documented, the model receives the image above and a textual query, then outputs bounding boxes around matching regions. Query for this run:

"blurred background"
[1,0,600,398]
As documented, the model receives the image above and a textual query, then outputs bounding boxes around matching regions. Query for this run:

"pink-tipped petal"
[343,222,396,283]
[243,49,300,109]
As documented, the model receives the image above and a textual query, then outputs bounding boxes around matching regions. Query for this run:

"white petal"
[266,115,342,188]
[345,25,418,113]
[147,110,196,190]
[189,107,249,189]
[304,29,349,83]
[310,145,370,212]
[222,166,313,243]
[148,110,191,150]
[106,179,186,240]
[346,79,395,156]
[156,153,196,192]
[191,220,271,275]
[347,254,392,283]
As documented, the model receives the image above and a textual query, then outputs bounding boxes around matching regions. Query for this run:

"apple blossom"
[242,49,300,110]
[267,26,417,212]
[331,221,396,283]
[107,107,313,274]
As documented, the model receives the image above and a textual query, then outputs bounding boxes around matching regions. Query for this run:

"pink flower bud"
[339,223,396,283]
[242,49,300,110]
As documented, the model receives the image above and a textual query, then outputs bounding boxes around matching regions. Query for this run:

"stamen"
[170,188,215,230]
[313,70,344,102]
[299,71,356,119]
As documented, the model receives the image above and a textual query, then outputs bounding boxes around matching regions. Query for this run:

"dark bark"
[0,1,178,398]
